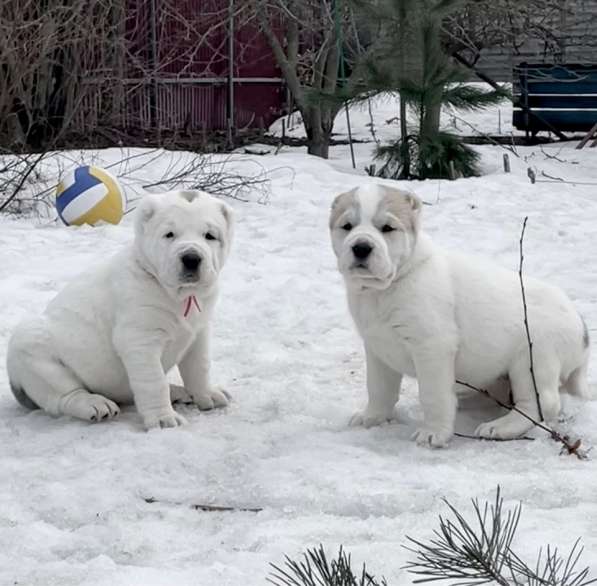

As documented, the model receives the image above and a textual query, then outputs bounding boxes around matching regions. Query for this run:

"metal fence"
[76,0,285,135]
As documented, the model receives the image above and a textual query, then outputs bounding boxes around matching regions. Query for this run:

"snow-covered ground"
[269,85,517,143]
[2,109,597,585]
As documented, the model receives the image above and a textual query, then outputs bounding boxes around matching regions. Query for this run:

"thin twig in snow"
[519,216,544,422]
[540,170,566,182]
[366,96,381,146]
[454,432,535,442]
[144,497,262,513]
[456,380,588,459]
[446,112,520,157]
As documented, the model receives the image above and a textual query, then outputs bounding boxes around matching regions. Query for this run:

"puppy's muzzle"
[180,251,202,281]
[352,241,373,262]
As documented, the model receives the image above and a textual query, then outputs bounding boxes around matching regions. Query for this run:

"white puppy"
[7,190,233,429]
[330,184,590,447]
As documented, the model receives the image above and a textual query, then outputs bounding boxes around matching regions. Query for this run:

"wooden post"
[576,122,597,150]
[344,104,356,169]
[448,160,456,180]
[365,164,376,176]
[503,153,511,173]
[200,123,207,151]
[275,119,286,155]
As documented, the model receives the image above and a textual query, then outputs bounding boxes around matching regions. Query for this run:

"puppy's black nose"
[181,253,201,271]
[352,242,373,260]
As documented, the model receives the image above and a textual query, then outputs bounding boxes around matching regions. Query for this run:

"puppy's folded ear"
[330,189,356,229]
[405,192,422,213]
[406,192,423,233]
[383,188,422,233]
[218,200,234,242]
[405,192,422,224]
[135,193,162,236]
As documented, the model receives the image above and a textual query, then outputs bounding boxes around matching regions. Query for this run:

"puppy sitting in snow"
[330,184,590,447]
[7,190,233,429]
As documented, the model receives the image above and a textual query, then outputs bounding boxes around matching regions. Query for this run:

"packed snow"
[269,85,518,143]
[1,99,597,585]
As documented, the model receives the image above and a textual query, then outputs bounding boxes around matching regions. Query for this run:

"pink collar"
[183,295,201,317]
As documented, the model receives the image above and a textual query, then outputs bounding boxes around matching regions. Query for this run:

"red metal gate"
[79,0,285,134]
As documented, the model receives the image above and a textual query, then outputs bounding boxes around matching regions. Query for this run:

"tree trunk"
[303,107,332,159]
[305,120,331,158]
[417,86,443,177]
[420,88,442,143]
[399,96,410,178]
[307,135,330,158]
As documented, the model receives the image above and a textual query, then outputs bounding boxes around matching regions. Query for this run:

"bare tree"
[442,1,579,77]
[0,0,128,150]
[0,0,266,152]
[245,0,368,158]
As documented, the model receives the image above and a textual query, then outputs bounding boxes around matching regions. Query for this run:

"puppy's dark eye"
[164,231,175,239]
[205,232,216,241]
[381,224,396,233]
[341,222,353,231]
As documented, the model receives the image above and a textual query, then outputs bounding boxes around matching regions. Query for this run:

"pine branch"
[268,545,387,586]
[441,84,510,112]
[403,487,517,586]
[404,487,596,586]
[509,539,597,586]
[268,491,595,586]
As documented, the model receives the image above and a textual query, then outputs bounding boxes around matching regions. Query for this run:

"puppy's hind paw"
[88,396,120,422]
[349,407,397,428]
[412,427,452,448]
[192,386,231,411]
[475,412,533,440]
[60,390,120,422]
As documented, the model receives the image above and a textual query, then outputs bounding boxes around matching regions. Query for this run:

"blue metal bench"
[513,63,597,140]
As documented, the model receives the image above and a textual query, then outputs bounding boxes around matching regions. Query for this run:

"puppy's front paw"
[349,407,397,428]
[192,386,231,411]
[170,383,193,404]
[412,427,452,448]
[143,408,188,430]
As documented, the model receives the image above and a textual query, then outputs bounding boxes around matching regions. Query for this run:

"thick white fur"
[330,184,590,447]
[7,190,233,429]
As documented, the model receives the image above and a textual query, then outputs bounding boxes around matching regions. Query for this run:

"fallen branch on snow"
[143,496,262,513]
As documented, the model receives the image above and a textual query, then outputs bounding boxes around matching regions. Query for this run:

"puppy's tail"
[9,380,40,410]
[564,315,594,399]
[564,360,594,400]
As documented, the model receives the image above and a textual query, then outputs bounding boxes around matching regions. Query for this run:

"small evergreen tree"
[356,0,509,179]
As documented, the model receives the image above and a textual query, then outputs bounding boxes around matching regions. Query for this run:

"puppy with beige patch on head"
[330,184,590,447]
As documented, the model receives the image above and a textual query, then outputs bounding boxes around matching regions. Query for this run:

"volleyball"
[56,166,124,226]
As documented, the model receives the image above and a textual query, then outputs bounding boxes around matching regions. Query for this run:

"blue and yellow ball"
[56,166,124,226]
